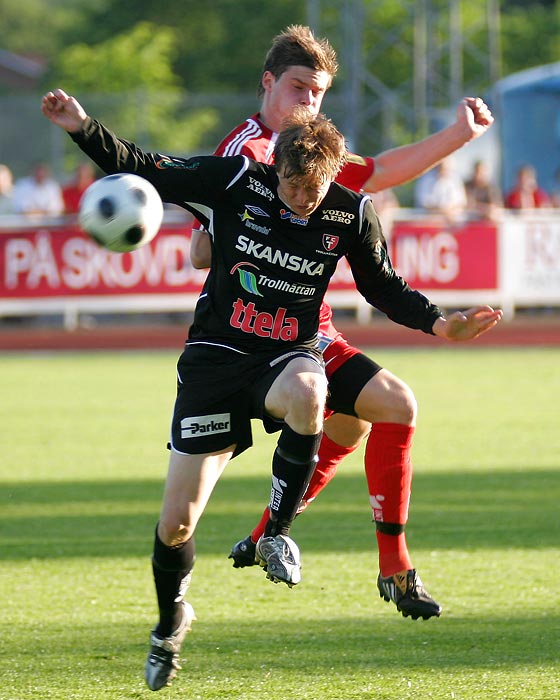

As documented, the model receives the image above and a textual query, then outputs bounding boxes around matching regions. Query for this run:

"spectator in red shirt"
[505,164,551,209]
[62,161,97,214]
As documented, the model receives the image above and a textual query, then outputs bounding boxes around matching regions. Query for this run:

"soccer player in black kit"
[42,88,502,692]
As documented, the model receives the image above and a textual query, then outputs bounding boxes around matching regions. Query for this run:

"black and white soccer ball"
[78,173,164,252]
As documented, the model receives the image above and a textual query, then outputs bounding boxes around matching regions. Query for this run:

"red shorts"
[319,317,362,380]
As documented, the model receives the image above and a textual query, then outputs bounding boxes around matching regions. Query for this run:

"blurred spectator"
[13,162,64,216]
[0,163,15,214]
[364,187,399,235]
[416,158,467,223]
[505,164,551,209]
[464,160,503,222]
[62,161,97,214]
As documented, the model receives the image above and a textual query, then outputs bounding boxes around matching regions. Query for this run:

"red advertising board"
[1,218,500,305]
[389,219,499,290]
[1,220,208,299]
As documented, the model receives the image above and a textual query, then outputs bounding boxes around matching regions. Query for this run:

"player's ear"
[261,71,275,94]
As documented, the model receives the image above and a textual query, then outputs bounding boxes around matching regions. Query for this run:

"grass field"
[1,347,559,700]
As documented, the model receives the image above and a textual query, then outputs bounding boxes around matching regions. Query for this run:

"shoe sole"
[378,589,441,620]
[256,557,298,587]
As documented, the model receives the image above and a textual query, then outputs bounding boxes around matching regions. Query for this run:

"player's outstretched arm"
[432,306,503,342]
[41,89,88,133]
[363,97,494,192]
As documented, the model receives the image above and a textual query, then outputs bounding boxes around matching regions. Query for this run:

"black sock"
[151,526,195,637]
[265,426,322,537]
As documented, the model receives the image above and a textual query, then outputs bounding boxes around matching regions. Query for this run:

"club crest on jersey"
[280,208,309,226]
[323,234,339,251]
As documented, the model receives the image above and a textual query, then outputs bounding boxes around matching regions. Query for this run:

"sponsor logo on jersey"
[323,234,339,251]
[321,209,355,224]
[230,262,263,296]
[235,235,325,277]
[280,208,309,226]
[180,413,231,438]
[247,176,274,201]
[245,204,270,217]
[231,262,316,297]
[239,209,255,223]
[156,157,200,170]
[239,210,271,235]
[230,298,299,340]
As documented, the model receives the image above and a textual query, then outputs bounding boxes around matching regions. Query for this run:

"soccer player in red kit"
[190,25,495,621]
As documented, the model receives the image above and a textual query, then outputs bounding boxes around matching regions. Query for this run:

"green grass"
[0,347,559,699]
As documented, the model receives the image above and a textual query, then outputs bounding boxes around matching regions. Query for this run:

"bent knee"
[393,383,417,424]
[287,373,328,433]
[158,518,193,547]
[355,370,417,425]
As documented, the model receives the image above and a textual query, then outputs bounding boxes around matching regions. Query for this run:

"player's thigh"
[159,447,234,544]
[323,412,371,447]
[264,356,328,422]
[354,368,417,425]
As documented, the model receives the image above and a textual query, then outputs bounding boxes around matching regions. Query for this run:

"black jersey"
[71,118,442,354]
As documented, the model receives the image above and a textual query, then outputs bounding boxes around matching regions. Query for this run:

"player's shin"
[364,422,415,576]
[249,431,351,543]
[265,425,322,537]
[152,526,195,637]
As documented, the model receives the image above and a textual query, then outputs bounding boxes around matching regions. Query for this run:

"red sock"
[364,422,415,577]
[301,432,357,508]
[250,432,358,542]
[250,506,270,543]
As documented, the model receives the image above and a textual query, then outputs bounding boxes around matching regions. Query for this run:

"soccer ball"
[78,173,164,252]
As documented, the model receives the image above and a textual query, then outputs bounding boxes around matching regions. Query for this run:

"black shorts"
[169,342,324,458]
[326,352,383,417]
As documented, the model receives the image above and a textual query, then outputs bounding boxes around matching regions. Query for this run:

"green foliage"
[50,22,220,153]
[501,4,560,75]
[0,0,90,57]
[54,22,180,93]
[70,0,306,92]
[0,348,559,698]
[1,1,560,182]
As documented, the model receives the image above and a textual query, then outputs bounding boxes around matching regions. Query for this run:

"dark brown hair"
[257,25,338,98]
[274,108,346,184]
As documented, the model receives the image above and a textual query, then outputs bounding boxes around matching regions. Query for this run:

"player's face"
[261,66,331,132]
[276,169,331,218]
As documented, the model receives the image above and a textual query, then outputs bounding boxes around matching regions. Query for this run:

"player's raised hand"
[432,305,503,342]
[41,89,88,133]
[458,97,494,142]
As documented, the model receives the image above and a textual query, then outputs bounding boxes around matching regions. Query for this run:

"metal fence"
[0,88,351,182]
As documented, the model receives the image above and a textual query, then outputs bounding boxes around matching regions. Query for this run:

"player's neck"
[258,105,281,135]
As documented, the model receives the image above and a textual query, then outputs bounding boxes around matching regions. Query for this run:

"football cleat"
[228,535,258,568]
[255,534,302,587]
[377,569,442,620]
[144,601,196,691]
